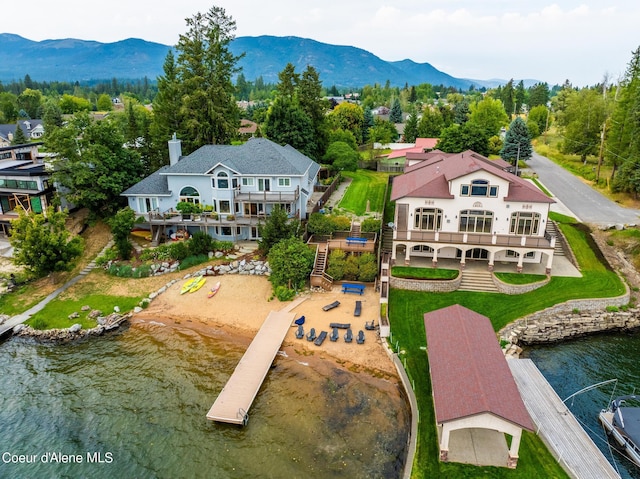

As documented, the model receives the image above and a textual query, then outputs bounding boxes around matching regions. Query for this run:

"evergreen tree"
[515,80,526,114]
[297,65,329,159]
[264,97,317,159]
[528,82,550,108]
[170,6,243,153]
[500,117,532,164]
[389,98,403,123]
[11,122,27,145]
[258,205,299,254]
[403,106,419,143]
[362,108,374,143]
[501,79,515,118]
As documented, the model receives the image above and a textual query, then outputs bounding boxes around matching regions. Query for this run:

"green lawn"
[392,266,459,280]
[494,273,547,285]
[26,294,144,330]
[338,170,390,215]
[389,220,624,478]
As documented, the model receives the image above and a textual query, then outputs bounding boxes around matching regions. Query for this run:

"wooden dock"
[508,359,620,479]
[206,308,297,425]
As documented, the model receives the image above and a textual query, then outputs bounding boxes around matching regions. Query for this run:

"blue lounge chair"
[295,324,304,339]
[306,327,316,342]
[356,330,365,344]
[344,328,353,343]
[330,328,339,342]
[314,331,328,346]
[294,315,305,326]
[354,300,362,317]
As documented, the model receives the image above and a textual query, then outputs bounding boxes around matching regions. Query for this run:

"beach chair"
[354,300,362,317]
[295,324,304,339]
[356,330,365,344]
[294,315,305,326]
[365,320,375,330]
[322,301,340,312]
[344,328,353,343]
[314,331,328,346]
[306,327,316,342]
[330,328,339,342]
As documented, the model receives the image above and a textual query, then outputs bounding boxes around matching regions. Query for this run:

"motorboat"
[599,394,640,467]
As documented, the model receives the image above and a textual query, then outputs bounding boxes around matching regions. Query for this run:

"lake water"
[0,322,409,479]
[524,331,640,479]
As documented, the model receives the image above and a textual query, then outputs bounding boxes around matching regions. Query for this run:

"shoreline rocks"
[15,313,131,342]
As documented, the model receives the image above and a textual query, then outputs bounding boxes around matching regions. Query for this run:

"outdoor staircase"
[381,226,394,254]
[458,269,498,292]
[545,221,565,257]
[310,244,333,291]
[350,221,361,236]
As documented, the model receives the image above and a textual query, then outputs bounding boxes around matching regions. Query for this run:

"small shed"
[424,304,534,468]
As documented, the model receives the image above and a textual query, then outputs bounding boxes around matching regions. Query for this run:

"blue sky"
[5,1,640,86]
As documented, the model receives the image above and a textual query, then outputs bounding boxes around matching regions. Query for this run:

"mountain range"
[0,33,534,89]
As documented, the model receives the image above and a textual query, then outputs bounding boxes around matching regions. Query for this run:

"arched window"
[217,172,229,189]
[458,210,493,233]
[460,179,498,197]
[510,211,541,235]
[179,186,200,204]
[414,208,443,231]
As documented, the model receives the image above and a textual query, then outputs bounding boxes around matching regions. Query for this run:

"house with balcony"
[390,150,557,273]
[121,136,321,244]
[0,142,55,235]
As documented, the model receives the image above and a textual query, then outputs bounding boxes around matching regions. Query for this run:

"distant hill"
[0,33,534,89]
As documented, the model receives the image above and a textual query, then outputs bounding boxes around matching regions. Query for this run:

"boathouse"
[424,304,534,468]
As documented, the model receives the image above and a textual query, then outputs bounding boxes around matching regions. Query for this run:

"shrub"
[168,241,190,261]
[332,215,352,231]
[361,218,382,233]
[178,254,209,271]
[327,249,346,280]
[307,213,335,235]
[95,247,118,266]
[274,285,296,302]
[132,264,151,278]
[358,253,378,282]
[189,231,214,256]
[214,240,234,253]
[344,255,359,280]
[605,305,619,312]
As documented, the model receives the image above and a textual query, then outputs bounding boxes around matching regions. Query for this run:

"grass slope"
[338,170,389,215]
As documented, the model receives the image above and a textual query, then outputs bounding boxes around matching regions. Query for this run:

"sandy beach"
[132,274,398,376]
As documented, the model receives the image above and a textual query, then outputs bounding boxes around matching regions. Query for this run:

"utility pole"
[515,143,520,177]
[596,121,606,183]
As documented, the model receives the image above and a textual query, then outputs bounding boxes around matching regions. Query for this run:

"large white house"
[390,149,557,273]
[122,136,320,243]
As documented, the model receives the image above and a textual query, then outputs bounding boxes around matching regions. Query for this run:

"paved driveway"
[527,152,640,226]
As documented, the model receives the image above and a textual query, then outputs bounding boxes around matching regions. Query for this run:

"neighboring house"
[385,138,440,163]
[122,136,321,243]
[238,119,258,140]
[390,149,556,273]
[424,304,534,468]
[0,142,55,235]
[0,120,45,146]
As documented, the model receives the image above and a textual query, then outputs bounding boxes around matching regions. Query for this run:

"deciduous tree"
[10,206,83,278]
[268,237,315,290]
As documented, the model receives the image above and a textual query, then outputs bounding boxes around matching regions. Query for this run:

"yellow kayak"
[180,275,203,294]
[189,277,206,293]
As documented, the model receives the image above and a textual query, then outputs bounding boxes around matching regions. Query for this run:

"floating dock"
[206,308,296,425]
[508,358,620,479]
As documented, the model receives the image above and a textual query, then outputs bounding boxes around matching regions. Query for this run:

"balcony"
[141,209,300,227]
[394,229,553,250]
[234,187,299,204]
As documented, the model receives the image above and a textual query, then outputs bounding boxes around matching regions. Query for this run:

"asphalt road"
[527,152,640,226]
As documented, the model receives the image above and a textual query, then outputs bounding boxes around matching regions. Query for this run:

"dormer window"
[216,172,229,189]
[460,179,498,197]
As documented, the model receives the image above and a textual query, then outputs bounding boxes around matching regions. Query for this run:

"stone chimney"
[168,133,182,166]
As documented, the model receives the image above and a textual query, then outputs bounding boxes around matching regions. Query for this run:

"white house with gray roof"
[122,136,320,243]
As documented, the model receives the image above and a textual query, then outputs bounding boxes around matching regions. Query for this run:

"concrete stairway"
[458,269,498,292]
[545,221,565,257]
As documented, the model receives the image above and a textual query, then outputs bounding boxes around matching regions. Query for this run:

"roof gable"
[424,305,534,431]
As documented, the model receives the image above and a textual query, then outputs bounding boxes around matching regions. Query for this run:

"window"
[458,210,493,233]
[506,250,536,258]
[258,178,270,191]
[221,226,232,236]
[216,172,229,189]
[179,186,200,204]
[510,211,541,235]
[278,178,290,187]
[242,178,254,187]
[460,179,498,197]
[219,200,231,213]
[412,245,434,252]
[413,208,443,231]
[137,197,158,213]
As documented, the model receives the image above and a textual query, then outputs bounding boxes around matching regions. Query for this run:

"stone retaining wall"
[499,288,633,346]
[389,274,461,292]
[492,275,550,294]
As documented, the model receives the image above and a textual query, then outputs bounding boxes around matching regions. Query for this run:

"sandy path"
[132,274,397,376]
